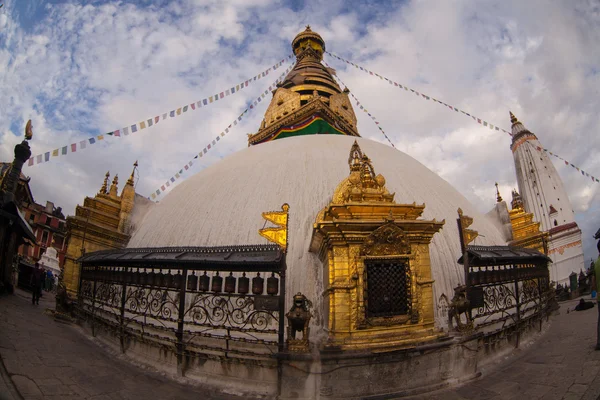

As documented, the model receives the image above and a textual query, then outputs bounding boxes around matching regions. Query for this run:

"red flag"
[565,161,569,165]
[114,129,121,137]
[161,185,166,191]
[184,165,189,170]
[191,103,195,110]
[155,116,159,123]
[71,143,77,152]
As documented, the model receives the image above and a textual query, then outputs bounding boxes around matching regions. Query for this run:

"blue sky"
[0,0,599,262]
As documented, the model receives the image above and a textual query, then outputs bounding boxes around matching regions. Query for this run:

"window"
[365,260,410,318]
[41,230,49,245]
[28,213,34,223]
[554,220,558,226]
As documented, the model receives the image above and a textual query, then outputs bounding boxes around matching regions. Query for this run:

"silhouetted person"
[575,298,594,311]
[31,263,43,305]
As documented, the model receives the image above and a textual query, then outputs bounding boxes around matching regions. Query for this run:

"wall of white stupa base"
[513,139,577,232]
[547,228,585,284]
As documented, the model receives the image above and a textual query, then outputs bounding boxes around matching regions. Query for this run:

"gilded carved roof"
[248,27,358,145]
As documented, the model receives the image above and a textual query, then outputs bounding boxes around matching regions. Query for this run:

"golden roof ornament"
[495,182,503,203]
[333,141,394,203]
[511,189,524,210]
[457,208,479,252]
[24,120,33,141]
[127,160,138,186]
[99,171,110,194]
[258,203,290,252]
[109,174,119,197]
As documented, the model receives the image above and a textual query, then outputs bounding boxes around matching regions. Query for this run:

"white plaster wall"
[128,135,507,330]
[548,229,585,284]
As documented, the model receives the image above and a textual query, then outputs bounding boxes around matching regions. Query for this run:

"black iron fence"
[76,246,286,371]
[453,246,553,344]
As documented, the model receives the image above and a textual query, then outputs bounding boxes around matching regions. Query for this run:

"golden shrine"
[309,141,445,350]
[62,163,138,297]
[507,188,547,253]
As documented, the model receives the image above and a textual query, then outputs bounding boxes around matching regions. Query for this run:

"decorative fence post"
[176,267,188,376]
[90,266,97,337]
[119,266,128,353]
[513,264,521,348]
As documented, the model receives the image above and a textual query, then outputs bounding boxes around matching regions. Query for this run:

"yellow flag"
[52,149,59,157]
[177,108,182,115]
[97,135,104,140]
[262,210,287,227]
[140,121,146,129]
[258,227,287,250]
[463,229,479,246]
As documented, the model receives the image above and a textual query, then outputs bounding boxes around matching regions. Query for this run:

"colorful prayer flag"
[140,121,146,129]
[147,119,153,127]
[80,140,87,149]
[37,155,42,164]
[131,125,137,133]
[98,135,104,140]
[123,127,129,136]
[52,149,59,157]
[184,165,189,170]
[62,146,67,155]
[71,143,77,152]
[177,108,182,115]
[161,185,165,191]
[170,177,175,182]
[191,103,195,110]
[183,106,188,112]
[155,116,160,123]
[45,152,50,161]
[28,158,34,166]
[114,129,121,137]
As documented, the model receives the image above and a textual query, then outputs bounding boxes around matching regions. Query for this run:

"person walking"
[30,263,43,305]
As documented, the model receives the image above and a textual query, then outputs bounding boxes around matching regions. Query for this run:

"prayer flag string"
[325,51,512,135]
[149,65,294,200]
[326,52,599,185]
[25,55,294,168]
[323,60,396,149]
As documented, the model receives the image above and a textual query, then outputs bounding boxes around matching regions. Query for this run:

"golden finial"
[509,111,519,125]
[495,182,503,203]
[109,174,119,197]
[24,120,33,140]
[99,171,110,194]
[127,160,138,186]
[305,25,311,31]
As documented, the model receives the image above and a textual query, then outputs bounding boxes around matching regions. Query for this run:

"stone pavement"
[0,289,241,400]
[0,289,600,400]
[410,297,600,400]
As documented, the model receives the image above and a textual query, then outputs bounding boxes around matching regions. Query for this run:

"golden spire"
[509,111,519,125]
[127,160,138,186]
[495,182,503,203]
[109,174,119,197]
[99,171,110,194]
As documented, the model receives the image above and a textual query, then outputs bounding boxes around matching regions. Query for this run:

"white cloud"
[0,0,598,260]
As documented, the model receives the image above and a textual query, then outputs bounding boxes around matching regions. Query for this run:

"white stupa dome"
[129,135,506,328]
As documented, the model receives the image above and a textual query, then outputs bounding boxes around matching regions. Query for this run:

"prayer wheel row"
[187,272,279,296]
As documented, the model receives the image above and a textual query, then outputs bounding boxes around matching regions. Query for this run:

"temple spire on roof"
[126,161,138,187]
[509,111,535,139]
[495,182,503,203]
[99,171,110,195]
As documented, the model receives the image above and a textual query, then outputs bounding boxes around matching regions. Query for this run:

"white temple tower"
[510,112,584,284]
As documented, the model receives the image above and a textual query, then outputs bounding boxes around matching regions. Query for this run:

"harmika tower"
[510,112,584,283]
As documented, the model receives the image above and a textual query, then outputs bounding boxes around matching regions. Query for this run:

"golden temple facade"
[248,26,359,145]
[62,164,137,298]
[309,141,445,350]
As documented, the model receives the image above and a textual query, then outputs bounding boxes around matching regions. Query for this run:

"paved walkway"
[0,289,599,399]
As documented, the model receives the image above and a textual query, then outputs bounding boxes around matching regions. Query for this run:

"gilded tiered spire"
[127,160,138,186]
[495,182,503,203]
[509,111,536,140]
[511,189,524,210]
[99,171,110,195]
[247,27,359,145]
[109,174,119,197]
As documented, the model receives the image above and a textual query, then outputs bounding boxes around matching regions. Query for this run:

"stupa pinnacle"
[247,26,359,145]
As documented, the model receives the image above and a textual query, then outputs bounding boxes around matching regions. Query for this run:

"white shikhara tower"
[510,112,584,283]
